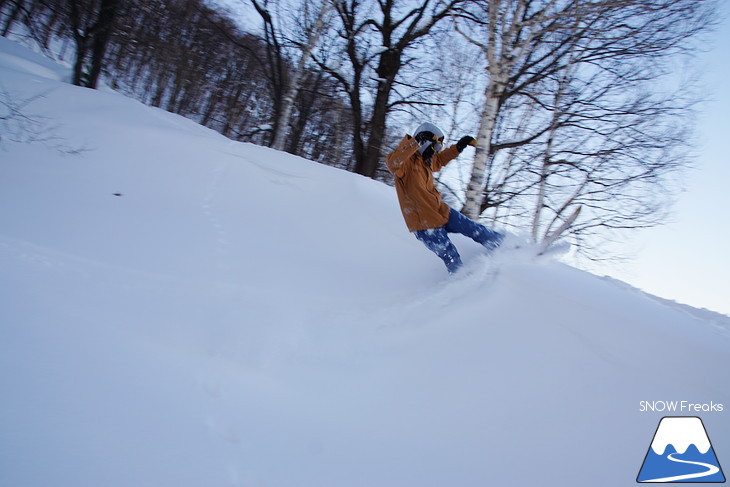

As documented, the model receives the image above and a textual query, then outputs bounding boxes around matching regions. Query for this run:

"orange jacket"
[386,135,460,232]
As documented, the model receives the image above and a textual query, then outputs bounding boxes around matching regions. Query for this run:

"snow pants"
[414,208,503,274]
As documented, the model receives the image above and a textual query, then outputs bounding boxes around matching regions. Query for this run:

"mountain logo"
[637,416,725,483]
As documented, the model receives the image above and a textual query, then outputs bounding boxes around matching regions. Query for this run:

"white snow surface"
[1,38,729,486]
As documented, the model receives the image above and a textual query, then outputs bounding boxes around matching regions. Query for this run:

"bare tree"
[2,0,353,167]
[67,0,121,88]
[315,0,463,179]
[268,0,334,151]
[527,60,700,258]
[455,0,716,250]
[455,0,604,220]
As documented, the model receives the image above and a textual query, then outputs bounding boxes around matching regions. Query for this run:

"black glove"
[414,130,438,158]
[415,131,435,145]
[456,135,476,153]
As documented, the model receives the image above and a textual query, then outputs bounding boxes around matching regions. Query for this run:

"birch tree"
[527,57,701,258]
[455,0,716,249]
[455,0,602,220]
[269,0,333,151]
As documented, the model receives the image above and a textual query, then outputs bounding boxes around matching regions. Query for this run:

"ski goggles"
[432,135,444,153]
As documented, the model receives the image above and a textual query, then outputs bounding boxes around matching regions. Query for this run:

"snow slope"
[1,38,729,486]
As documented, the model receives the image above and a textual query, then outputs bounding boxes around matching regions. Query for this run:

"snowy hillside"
[1,38,729,487]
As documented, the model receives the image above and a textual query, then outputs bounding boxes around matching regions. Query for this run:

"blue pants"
[414,208,503,273]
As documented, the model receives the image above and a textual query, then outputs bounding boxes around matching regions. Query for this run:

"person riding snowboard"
[386,122,504,274]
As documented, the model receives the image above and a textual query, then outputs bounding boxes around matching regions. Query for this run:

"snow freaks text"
[639,401,724,413]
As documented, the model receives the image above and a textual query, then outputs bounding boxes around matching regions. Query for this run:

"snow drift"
[1,38,729,487]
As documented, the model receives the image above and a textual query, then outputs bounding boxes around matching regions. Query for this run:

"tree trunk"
[355,80,390,177]
[462,73,505,219]
[271,0,331,151]
[354,45,399,178]
[87,0,119,89]
[71,38,90,86]
[531,52,576,243]
[68,0,120,88]
[2,0,25,37]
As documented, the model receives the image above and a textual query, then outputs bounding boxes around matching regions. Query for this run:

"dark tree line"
[1,0,353,168]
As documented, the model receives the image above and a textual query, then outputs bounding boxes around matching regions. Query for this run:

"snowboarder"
[386,122,504,274]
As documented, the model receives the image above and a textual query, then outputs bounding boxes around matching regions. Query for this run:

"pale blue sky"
[602,6,730,316]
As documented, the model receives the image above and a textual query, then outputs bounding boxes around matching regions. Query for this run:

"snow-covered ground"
[1,38,729,486]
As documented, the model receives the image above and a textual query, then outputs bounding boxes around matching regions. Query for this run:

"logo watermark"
[637,416,726,483]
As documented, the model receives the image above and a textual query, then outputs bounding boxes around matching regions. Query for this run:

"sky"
[600,7,730,316]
